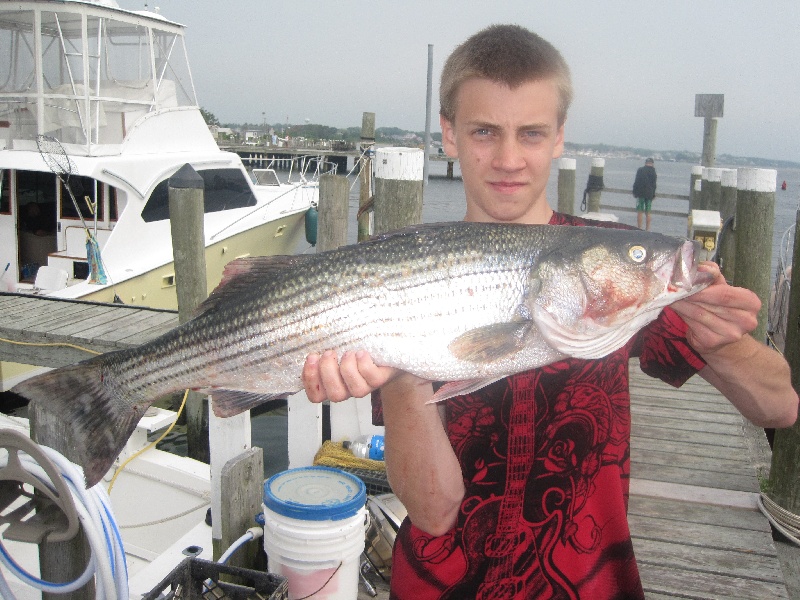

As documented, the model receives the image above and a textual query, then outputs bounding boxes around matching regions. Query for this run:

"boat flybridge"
[0,0,320,309]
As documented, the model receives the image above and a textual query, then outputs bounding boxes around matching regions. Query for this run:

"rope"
[116,500,209,529]
[0,336,101,355]
[581,174,605,212]
[106,389,189,494]
[758,493,800,547]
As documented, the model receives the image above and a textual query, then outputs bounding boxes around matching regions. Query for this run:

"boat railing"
[767,221,795,353]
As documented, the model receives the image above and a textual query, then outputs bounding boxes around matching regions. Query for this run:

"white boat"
[0,0,325,596]
[0,0,322,388]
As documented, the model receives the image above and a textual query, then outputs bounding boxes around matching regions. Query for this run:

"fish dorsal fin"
[448,321,532,363]
[195,255,311,316]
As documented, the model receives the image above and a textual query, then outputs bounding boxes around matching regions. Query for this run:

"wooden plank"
[114,312,178,345]
[71,309,159,342]
[8,302,98,330]
[632,446,755,477]
[627,513,777,556]
[632,414,747,438]
[633,537,785,583]
[628,495,765,529]
[44,305,125,336]
[632,403,744,426]
[631,463,758,492]
[631,435,754,463]
[638,563,789,599]
[631,423,749,450]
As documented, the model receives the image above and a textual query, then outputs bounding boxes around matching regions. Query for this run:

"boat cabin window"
[60,176,103,222]
[141,168,257,222]
[0,170,9,214]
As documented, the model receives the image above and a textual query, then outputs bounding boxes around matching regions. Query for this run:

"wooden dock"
[628,365,787,598]
[0,292,178,368]
[0,294,789,597]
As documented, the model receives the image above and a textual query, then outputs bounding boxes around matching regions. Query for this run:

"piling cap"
[169,163,204,189]
[263,466,366,521]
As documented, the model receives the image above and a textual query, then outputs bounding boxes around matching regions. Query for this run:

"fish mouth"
[666,239,715,292]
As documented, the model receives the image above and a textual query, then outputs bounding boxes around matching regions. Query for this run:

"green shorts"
[636,198,652,212]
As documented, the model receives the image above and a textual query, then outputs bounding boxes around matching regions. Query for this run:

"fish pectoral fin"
[448,321,531,363]
[209,389,295,417]
[428,377,505,403]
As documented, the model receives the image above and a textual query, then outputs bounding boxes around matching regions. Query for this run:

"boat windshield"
[0,2,197,151]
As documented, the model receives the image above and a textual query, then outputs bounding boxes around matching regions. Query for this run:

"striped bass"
[12,222,713,486]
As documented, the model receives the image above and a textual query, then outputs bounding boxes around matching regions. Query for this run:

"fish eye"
[629,246,646,262]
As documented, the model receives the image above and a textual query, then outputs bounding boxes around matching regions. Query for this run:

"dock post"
[357,112,375,242]
[373,147,424,234]
[719,169,738,223]
[317,173,349,251]
[585,158,604,214]
[689,165,703,211]
[29,412,93,598]
[732,167,776,342]
[557,157,576,215]
[769,207,800,514]
[717,169,738,281]
[168,165,210,466]
[701,167,723,211]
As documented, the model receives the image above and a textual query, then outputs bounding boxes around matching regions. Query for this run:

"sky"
[117,0,800,162]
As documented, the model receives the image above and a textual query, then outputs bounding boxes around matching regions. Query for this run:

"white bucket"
[262,466,367,600]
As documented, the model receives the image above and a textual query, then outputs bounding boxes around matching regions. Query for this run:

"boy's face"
[441,77,564,224]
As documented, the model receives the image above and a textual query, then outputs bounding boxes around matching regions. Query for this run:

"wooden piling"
[586,158,605,213]
[690,165,703,211]
[31,406,93,599]
[701,167,723,212]
[557,157,576,215]
[702,118,718,167]
[720,168,738,223]
[317,173,349,251]
[732,168,776,342]
[769,207,800,514]
[373,147,424,235]
[168,165,210,465]
[357,112,375,242]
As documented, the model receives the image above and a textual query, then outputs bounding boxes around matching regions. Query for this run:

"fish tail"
[12,360,144,488]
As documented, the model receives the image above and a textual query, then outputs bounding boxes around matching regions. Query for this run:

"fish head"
[529,229,714,359]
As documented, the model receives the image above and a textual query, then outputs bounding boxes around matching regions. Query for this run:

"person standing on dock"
[302,24,797,600]
[633,157,657,230]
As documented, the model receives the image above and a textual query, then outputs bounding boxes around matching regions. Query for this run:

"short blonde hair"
[440,24,573,126]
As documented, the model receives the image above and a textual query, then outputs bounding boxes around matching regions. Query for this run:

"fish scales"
[12,222,713,487]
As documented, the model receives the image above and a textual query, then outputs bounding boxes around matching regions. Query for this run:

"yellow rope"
[313,440,386,472]
[107,389,189,494]
[0,336,101,355]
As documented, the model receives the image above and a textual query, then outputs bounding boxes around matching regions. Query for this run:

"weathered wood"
[169,164,210,465]
[586,157,604,213]
[0,294,178,367]
[769,206,800,514]
[373,148,423,235]
[212,447,264,575]
[317,173,349,251]
[733,168,777,341]
[701,167,723,211]
[557,157,576,215]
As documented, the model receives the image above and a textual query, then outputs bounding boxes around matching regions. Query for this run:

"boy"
[303,25,797,599]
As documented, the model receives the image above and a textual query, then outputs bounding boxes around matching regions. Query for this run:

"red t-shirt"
[376,213,706,599]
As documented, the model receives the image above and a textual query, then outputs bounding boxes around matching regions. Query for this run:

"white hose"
[0,446,128,599]
[218,527,263,565]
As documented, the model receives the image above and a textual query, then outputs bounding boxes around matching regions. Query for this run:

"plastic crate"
[337,466,392,495]
[142,557,288,600]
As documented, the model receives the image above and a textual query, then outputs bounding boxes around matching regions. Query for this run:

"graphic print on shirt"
[438,353,633,600]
